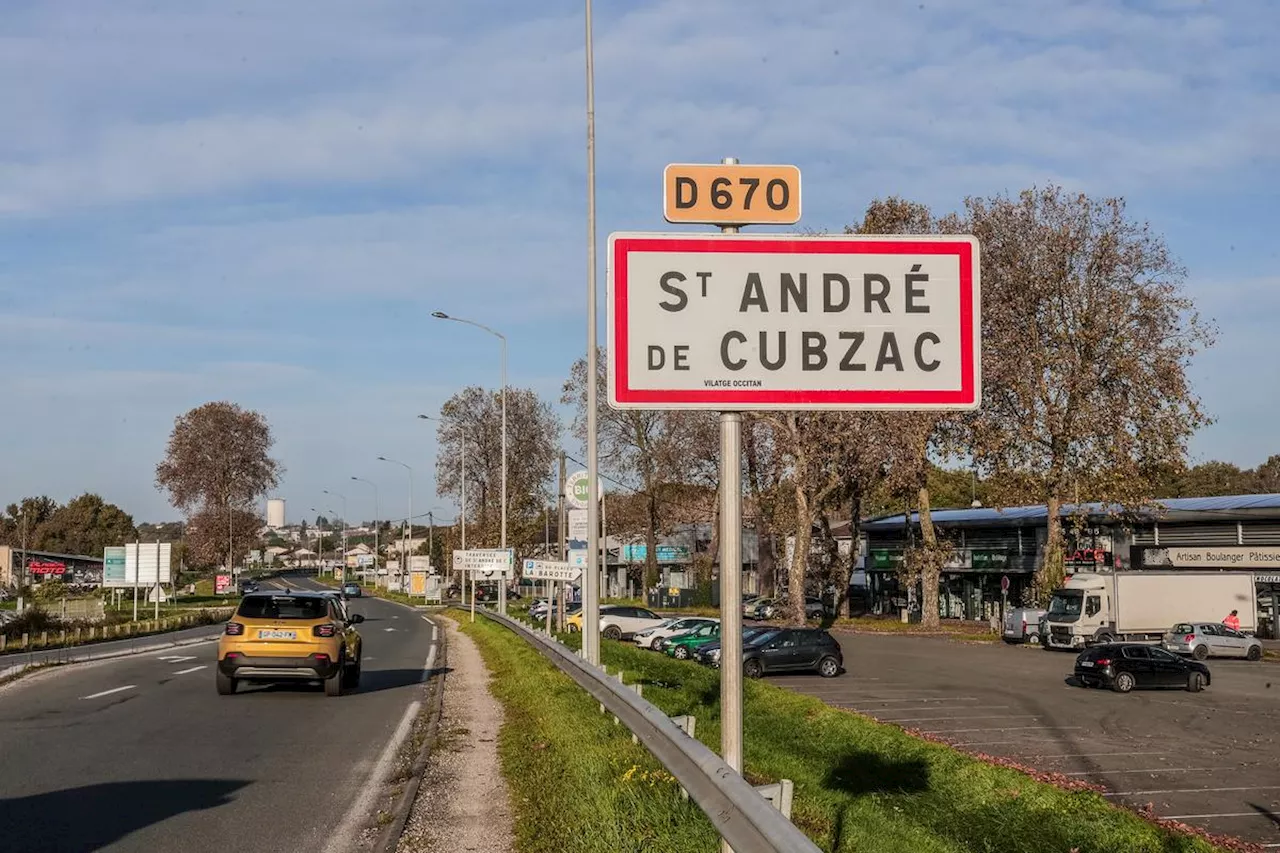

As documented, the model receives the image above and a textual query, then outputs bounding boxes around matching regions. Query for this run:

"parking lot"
[773,631,1280,849]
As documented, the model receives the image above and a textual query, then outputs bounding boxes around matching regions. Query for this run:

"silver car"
[1164,621,1263,661]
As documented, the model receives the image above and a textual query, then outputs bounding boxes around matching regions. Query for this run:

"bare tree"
[563,350,714,590]
[433,385,560,551]
[966,185,1215,597]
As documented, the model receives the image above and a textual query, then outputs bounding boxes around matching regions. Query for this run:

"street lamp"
[431,312,508,614]
[420,412,468,590]
[323,489,348,575]
[377,456,414,590]
[351,477,380,586]
[311,507,339,572]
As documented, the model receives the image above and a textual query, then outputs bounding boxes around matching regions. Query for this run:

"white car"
[633,616,719,650]
[599,605,668,640]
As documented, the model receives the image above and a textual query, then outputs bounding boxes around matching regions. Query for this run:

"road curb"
[0,631,220,684]
[376,615,449,853]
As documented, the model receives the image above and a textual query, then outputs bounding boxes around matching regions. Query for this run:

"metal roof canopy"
[3,547,104,564]
[863,493,1280,531]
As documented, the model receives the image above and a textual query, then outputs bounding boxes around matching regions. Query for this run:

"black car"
[742,628,843,678]
[1074,642,1211,693]
[692,626,775,666]
[238,578,259,595]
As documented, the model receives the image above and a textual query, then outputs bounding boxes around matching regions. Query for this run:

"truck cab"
[1045,574,1111,650]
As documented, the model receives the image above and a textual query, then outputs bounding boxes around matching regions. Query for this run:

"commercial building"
[862,493,1280,625]
[0,545,105,588]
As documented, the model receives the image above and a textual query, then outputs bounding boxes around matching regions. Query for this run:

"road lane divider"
[173,665,207,675]
[81,685,135,700]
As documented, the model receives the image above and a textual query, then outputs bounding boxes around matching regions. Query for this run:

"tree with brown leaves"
[155,402,282,571]
[966,185,1215,598]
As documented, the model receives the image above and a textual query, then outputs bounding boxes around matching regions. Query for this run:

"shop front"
[866,547,1032,621]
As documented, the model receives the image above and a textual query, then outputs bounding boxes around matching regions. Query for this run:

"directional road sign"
[607,232,981,411]
[522,559,583,582]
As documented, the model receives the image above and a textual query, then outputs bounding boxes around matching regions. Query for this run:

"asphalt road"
[0,572,440,853]
[773,632,1280,848]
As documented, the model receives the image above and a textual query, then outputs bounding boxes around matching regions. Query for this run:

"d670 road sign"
[607,232,980,411]
[663,163,801,226]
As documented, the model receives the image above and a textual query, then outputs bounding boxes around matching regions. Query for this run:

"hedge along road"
[0,573,440,853]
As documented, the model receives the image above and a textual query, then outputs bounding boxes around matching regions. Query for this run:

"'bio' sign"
[565,470,601,510]
[607,232,981,411]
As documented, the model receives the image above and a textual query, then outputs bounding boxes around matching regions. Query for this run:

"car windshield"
[747,629,782,647]
[1047,591,1083,617]
[237,595,329,620]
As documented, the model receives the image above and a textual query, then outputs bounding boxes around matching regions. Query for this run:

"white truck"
[1043,571,1257,651]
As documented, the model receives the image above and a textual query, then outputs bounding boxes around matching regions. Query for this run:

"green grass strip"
[454,612,721,853]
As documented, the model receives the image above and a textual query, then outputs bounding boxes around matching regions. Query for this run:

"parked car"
[693,626,776,666]
[1163,622,1263,661]
[664,622,721,659]
[741,628,844,678]
[1073,642,1211,693]
[753,596,826,620]
[599,605,667,640]
[566,605,666,640]
[1002,607,1048,645]
[633,617,718,650]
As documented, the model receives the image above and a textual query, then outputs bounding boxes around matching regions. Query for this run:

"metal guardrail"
[477,608,821,853]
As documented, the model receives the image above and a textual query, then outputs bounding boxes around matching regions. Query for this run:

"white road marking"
[322,635,438,853]
[924,725,1082,734]
[1105,785,1280,797]
[384,627,396,632]
[82,685,135,700]
[877,713,1037,723]
[839,696,977,701]
[173,665,207,675]
[954,737,1080,746]
[1063,767,1230,776]
[156,655,197,663]
[1032,751,1170,759]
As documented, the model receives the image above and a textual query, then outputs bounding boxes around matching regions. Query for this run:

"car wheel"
[1187,671,1205,693]
[818,656,840,678]
[1028,633,1041,646]
[673,646,689,660]
[1247,646,1262,662]
[1096,633,1115,646]
[603,625,623,641]
[743,658,763,678]
[325,661,345,697]
[1112,671,1135,694]
[1192,644,1209,661]
[215,669,237,696]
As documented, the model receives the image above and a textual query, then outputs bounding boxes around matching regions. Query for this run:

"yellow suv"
[217,590,364,696]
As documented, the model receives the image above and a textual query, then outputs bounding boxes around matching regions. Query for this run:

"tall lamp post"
[431,311,508,615]
[323,489,348,577]
[351,477,380,586]
[419,412,468,598]
[377,456,414,592]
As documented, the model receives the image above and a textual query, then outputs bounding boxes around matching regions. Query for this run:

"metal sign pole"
[717,157,744,853]
[582,0,601,668]
[155,539,161,620]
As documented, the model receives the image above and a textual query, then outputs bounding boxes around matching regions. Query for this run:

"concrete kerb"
[375,616,449,853]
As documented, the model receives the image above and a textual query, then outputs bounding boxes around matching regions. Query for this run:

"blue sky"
[0,0,1276,523]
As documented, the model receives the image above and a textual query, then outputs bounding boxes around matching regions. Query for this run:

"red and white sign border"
[606,232,981,411]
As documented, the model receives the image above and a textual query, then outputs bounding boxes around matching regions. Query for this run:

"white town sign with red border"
[606,232,981,411]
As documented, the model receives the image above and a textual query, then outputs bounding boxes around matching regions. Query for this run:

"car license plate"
[258,629,296,640]
[1079,660,1094,667]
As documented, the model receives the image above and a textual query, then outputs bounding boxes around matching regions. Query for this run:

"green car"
[664,622,721,660]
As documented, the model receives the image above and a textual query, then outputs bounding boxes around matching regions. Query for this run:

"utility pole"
[583,0,601,667]
[558,451,568,631]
